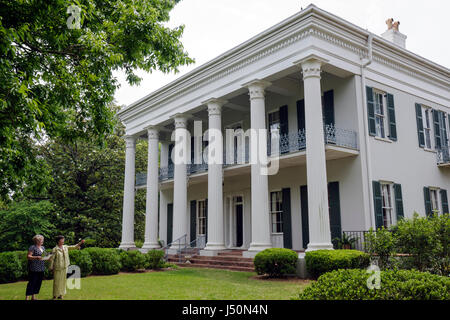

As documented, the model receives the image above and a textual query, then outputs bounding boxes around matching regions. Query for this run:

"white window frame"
[373,89,387,139]
[429,187,441,215]
[380,183,396,228]
[197,199,207,236]
[421,105,434,150]
[270,190,283,234]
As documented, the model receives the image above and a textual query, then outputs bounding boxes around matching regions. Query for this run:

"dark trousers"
[26,271,44,296]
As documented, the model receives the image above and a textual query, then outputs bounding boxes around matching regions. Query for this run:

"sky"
[114,0,450,107]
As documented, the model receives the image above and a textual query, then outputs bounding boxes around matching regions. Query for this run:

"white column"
[300,56,333,251]
[171,115,189,249]
[159,141,169,245]
[243,79,272,257]
[201,99,227,255]
[142,127,161,250]
[119,135,136,249]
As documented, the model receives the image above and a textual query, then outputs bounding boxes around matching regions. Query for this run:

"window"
[430,189,440,214]
[381,183,395,228]
[373,90,386,138]
[270,191,283,233]
[421,106,433,149]
[197,200,207,235]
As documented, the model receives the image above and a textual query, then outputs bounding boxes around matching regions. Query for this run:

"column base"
[118,242,136,250]
[243,243,272,258]
[141,242,161,251]
[305,242,334,252]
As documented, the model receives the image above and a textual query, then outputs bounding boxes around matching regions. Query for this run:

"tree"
[0,0,193,199]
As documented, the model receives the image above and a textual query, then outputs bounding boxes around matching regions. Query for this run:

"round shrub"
[299,269,450,300]
[305,249,370,278]
[119,250,147,271]
[254,248,298,277]
[0,252,23,283]
[84,248,121,275]
[69,250,93,277]
[146,249,165,269]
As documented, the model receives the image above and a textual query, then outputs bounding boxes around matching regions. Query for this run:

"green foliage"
[145,250,165,269]
[254,248,298,277]
[364,227,396,270]
[0,0,193,199]
[69,250,93,277]
[0,201,56,251]
[305,249,370,279]
[84,248,121,275]
[0,252,23,283]
[119,250,147,272]
[299,269,450,300]
[11,250,28,280]
[334,233,357,249]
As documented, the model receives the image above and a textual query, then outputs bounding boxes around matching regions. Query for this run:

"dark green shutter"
[373,181,383,229]
[366,86,376,136]
[296,100,305,131]
[415,103,425,147]
[424,187,432,216]
[328,182,342,245]
[323,90,335,126]
[439,111,448,147]
[279,105,289,154]
[300,185,309,249]
[168,143,174,166]
[190,136,194,165]
[433,110,442,149]
[386,93,397,141]
[190,200,197,243]
[167,203,173,245]
[205,199,208,243]
[393,184,404,221]
[440,189,449,214]
[281,188,292,249]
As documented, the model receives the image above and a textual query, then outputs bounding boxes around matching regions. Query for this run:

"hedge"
[69,250,93,277]
[305,249,370,279]
[146,249,165,269]
[299,269,450,300]
[83,248,122,275]
[254,248,298,277]
[120,250,147,271]
[0,252,23,283]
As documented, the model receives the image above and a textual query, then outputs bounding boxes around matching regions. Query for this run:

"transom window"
[270,191,283,233]
[373,90,386,138]
[197,200,207,236]
[381,183,395,228]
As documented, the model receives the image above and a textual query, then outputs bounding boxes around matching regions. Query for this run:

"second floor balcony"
[437,146,450,167]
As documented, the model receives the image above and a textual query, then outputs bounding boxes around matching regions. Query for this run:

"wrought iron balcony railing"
[437,146,450,165]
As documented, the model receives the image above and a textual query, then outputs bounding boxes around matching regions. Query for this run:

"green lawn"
[0,268,310,300]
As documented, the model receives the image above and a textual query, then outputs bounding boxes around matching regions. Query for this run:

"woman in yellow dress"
[49,236,84,299]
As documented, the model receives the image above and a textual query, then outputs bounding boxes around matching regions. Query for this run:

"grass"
[0,268,311,300]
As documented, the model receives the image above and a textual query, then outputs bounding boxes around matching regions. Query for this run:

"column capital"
[145,126,160,140]
[242,79,272,100]
[170,113,190,129]
[123,135,136,148]
[294,54,328,80]
[203,98,227,116]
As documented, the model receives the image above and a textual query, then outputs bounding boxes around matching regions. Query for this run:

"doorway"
[233,196,244,248]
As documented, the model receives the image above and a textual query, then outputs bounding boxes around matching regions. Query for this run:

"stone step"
[176,263,255,272]
[217,251,245,257]
[192,255,254,262]
[188,258,254,268]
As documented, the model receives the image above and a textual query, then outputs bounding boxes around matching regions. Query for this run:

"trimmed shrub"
[84,248,121,275]
[364,227,396,270]
[299,269,450,300]
[12,251,28,280]
[146,250,165,269]
[69,250,93,277]
[0,252,23,283]
[119,250,147,271]
[305,249,370,278]
[254,248,298,277]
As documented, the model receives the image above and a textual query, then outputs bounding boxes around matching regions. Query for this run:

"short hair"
[55,235,65,243]
[32,235,44,245]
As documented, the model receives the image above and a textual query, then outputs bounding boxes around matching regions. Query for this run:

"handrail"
[162,234,187,264]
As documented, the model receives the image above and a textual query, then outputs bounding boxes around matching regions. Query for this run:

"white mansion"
[117,4,450,257]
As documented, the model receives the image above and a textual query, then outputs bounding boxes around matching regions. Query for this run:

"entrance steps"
[167,249,255,272]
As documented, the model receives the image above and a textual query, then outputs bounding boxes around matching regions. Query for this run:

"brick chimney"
[381,18,407,48]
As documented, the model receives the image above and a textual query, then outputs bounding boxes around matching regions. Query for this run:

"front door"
[167,203,173,245]
[234,196,244,247]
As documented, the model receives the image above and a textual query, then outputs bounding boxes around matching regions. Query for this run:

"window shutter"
[190,200,197,243]
[433,110,442,149]
[205,198,208,243]
[281,188,292,249]
[279,105,289,154]
[372,181,383,229]
[424,187,432,217]
[168,143,174,166]
[366,86,376,136]
[190,136,194,165]
[415,103,425,148]
[393,184,404,221]
[167,203,173,245]
[323,90,335,126]
[296,100,305,132]
[328,182,342,244]
[439,111,448,147]
[386,93,397,141]
[300,185,309,249]
[440,189,449,214]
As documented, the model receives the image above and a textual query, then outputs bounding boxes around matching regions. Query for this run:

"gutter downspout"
[360,34,375,230]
